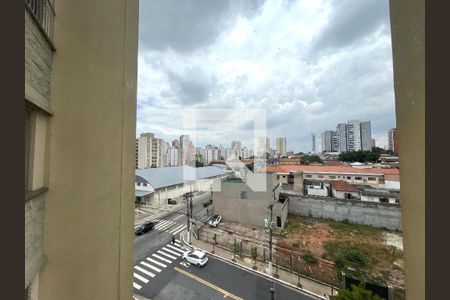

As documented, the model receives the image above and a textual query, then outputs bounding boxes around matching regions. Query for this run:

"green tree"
[301,155,323,164]
[338,150,380,163]
[335,282,383,300]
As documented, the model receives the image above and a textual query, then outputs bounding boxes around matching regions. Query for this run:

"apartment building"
[257,136,270,156]
[311,132,316,153]
[388,128,398,153]
[321,131,333,152]
[276,137,287,156]
[25,0,138,299]
[137,133,168,168]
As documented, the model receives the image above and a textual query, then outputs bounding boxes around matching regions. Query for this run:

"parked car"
[182,250,208,267]
[135,221,155,235]
[168,198,177,205]
[208,214,222,227]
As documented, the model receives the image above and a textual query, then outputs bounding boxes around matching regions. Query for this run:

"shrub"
[302,252,318,265]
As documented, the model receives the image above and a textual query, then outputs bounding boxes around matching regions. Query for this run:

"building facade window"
[305,175,312,178]
[318,175,324,178]
[25,103,50,196]
[355,176,362,181]
[329,176,336,179]
[368,177,376,181]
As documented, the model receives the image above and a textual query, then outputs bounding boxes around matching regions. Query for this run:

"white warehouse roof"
[135,166,226,190]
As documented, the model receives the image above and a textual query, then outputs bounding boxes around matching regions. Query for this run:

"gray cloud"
[311,0,390,54]
[137,0,396,151]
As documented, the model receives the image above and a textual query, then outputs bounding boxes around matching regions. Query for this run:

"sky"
[136,0,396,152]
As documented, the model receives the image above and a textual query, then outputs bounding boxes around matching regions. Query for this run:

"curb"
[180,231,326,300]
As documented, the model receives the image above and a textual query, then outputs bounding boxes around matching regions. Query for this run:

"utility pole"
[268,203,273,277]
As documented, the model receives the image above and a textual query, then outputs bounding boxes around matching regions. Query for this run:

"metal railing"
[25,0,55,44]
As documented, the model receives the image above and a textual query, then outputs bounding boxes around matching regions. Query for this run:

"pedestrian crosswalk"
[153,219,187,235]
[132,239,186,291]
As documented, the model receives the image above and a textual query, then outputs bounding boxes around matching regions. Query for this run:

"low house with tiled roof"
[264,164,400,188]
[330,181,361,200]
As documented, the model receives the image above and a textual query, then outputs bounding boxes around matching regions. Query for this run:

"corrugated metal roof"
[135,166,226,190]
[135,190,153,197]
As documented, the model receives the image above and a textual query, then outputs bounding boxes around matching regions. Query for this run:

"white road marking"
[166,244,185,253]
[134,265,155,277]
[133,282,142,290]
[176,239,181,243]
[169,224,185,233]
[158,222,176,231]
[157,250,177,260]
[154,220,171,230]
[172,225,187,235]
[133,272,149,283]
[146,257,167,268]
[140,261,162,272]
[172,214,184,221]
[162,247,181,256]
[175,242,182,247]
[152,253,172,264]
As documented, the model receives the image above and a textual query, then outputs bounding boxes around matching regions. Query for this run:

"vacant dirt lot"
[276,214,405,290]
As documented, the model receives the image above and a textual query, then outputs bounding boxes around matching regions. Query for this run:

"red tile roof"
[330,181,360,192]
[264,164,399,175]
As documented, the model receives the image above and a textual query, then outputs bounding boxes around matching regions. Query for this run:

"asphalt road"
[133,194,316,300]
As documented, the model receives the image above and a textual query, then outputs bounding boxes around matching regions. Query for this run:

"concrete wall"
[25,7,53,292]
[390,0,425,298]
[25,10,53,112]
[332,190,360,200]
[213,174,281,228]
[39,0,139,299]
[361,194,398,204]
[25,194,46,289]
[287,195,402,231]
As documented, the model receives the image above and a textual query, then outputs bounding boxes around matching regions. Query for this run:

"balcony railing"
[25,0,55,46]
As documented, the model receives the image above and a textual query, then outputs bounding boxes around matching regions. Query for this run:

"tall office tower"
[360,121,372,151]
[371,138,376,149]
[336,123,347,152]
[388,128,398,153]
[320,131,333,152]
[179,135,190,165]
[172,139,179,148]
[276,137,287,156]
[311,133,316,153]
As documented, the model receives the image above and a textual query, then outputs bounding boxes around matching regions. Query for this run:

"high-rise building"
[336,123,347,152]
[137,133,167,168]
[179,135,190,165]
[168,147,179,166]
[360,121,372,151]
[346,120,362,151]
[276,137,287,156]
[257,136,270,157]
[388,128,398,153]
[311,133,316,153]
[371,138,376,149]
[321,131,333,152]
[172,139,179,148]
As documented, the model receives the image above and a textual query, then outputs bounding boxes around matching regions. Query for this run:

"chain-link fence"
[197,226,339,287]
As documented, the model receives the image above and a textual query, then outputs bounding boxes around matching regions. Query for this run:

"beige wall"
[38,0,139,299]
[213,174,284,228]
[390,0,425,299]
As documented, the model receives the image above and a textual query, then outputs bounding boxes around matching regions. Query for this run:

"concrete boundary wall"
[286,194,402,231]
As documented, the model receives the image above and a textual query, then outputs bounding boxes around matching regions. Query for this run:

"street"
[133,194,316,300]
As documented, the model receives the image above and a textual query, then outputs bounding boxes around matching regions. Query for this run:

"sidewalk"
[182,231,338,300]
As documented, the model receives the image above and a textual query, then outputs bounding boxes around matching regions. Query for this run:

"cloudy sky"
[136,0,396,152]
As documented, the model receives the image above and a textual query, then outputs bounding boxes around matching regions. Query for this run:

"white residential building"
[276,137,287,156]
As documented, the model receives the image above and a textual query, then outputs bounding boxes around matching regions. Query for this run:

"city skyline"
[136,0,396,151]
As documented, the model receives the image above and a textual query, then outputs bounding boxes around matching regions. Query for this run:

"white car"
[182,250,209,267]
[208,214,222,227]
